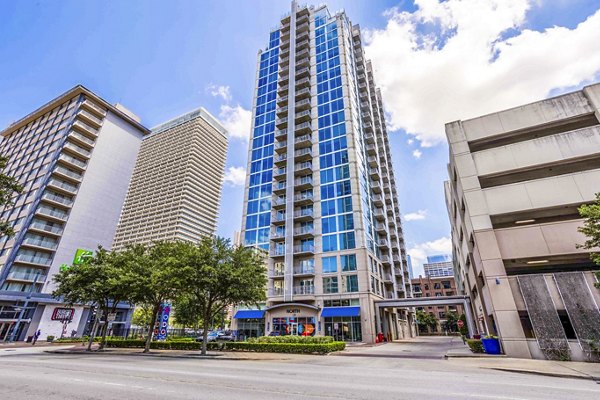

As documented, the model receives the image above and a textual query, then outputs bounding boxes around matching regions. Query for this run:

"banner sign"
[73,249,93,265]
[51,307,75,321]
[153,303,171,341]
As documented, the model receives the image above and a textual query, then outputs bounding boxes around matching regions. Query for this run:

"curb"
[43,349,295,361]
[488,367,600,382]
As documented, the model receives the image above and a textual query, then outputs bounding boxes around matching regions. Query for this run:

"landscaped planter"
[481,337,501,354]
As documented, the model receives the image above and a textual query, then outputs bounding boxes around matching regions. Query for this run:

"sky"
[1,0,600,276]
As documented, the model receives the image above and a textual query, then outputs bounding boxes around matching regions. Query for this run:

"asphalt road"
[0,346,599,400]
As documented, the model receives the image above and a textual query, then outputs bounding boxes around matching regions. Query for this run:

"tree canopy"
[578,193,600,288]
[0,155,23,238]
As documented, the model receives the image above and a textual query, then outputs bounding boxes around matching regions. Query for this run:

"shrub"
[249,336,334,344]
[104,339,345,354]
[466,339,484,353]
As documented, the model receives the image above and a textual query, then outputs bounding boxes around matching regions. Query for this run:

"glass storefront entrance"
[272,317,316,336]
[236,318,265,340]
[324,316,362,342]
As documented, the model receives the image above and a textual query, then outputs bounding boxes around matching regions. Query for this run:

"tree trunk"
[144,302,160,353]
[86,306,100,352]
[201,315,209,356]
[99,305,118,350]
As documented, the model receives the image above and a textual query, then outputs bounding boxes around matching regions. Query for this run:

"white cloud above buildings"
[219,104,252,141]
[404,209,428,221]
[223,166,247,186]
[407,236,453,276]
[206,84,232,102]
[364,0,600,147]
[412,149,422,159]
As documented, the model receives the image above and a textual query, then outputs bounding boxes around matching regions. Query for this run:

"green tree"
[52,247,136,350]
[416,310,438,333]
[181,236,267,355]
[578,193,600,288]
[127,241,191,353]
[131,306,153,331]
[442,310,460,333]
[0,155,23,238]
[172,295,203,331]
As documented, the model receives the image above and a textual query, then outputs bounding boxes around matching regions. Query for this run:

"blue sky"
[2,0,599,275]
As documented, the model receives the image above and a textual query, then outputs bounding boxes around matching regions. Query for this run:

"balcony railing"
[58,153,87,169]
[22,237,58,250]
[294,209,313,219]
[36,206,68,220]
[47,178,78,193]
[293,244,314,254]
[293,285,314,295]
[54,166,83,181]
[14,254,52,266]
[294,192,313,202]
[293,226,314,235]
[29,222,63,235]
[269,287,284,296]
[64,142,91,158]
[41,192,73,207]
[6,271,47,282]
[293,265,315,275]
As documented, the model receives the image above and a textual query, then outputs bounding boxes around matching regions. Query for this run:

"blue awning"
[321,306,361,318]
[234,309,265,319]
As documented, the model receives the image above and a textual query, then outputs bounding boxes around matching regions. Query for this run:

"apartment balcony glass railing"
[6,271,47,282]
[29,221,63,235]
[293,285,314,295]
[14,254,52,266]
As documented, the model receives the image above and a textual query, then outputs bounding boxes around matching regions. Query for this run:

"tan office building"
[113,108,228,249]
[445,83,600,360]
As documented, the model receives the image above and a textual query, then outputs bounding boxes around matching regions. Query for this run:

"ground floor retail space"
[232,300,415,343]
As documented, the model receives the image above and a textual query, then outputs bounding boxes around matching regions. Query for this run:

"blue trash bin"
[481,337,501,354]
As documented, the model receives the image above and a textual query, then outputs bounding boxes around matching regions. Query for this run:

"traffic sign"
[457,320,464,328]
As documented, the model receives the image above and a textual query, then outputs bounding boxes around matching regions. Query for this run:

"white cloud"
[412,149,422,159]
[407,139,414,145]
[364,0,600,147]
[219,104,252,141]
[223,166,246,186]
[408,237,453,277]
[404,209,428,221]
[206,84,232,102]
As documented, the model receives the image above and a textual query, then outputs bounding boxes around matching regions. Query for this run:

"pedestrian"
[32,329,41,345]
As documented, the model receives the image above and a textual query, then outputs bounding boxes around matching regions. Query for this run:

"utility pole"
[9,272,40,342]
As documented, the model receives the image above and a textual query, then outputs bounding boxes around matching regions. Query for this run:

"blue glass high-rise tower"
[240,1,413,343]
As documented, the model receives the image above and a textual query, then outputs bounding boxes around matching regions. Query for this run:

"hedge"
[466,339,484,353]
[104,339,345,354]
[248,335,334,344]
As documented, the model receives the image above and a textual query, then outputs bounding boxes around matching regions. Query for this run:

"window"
[322,256,337,273]
[434,283,441,289]
[442,281,451,289]
[343,275,358,292]
[323,277,338,294]
[341,254,356,271]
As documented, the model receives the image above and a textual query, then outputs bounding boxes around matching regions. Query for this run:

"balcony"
[270,247,285,257]
[274,141,288,154]
[269,268,285,278]
[53,166,83,182]
[14,254,52,267]
[295,76,310,89]
[273,167,287,180]
[21,237,58,251]
[294,135,312,150]
[270,229,285,241]
[6,271,47,282]
[383,274,393,283]
[380,255,391,266]
[77,109,103,128]
[296,98,311,111]
[273,181,286,194]
[81,99,107,118]
[272,213,286,225]
[294,147,312,162]
[275,117,288,128]
[272,196,286,209]
[63,142,91,159]
[293,226,314,237]
[277,95,288,106]
[72,120,99,139]
[364,132,375,144]
[294,161,312,174]
[294,192,313,205]
[295,120,312,134]
[293,209,314,221]
[296,66,310,79]
[293,285,314,295]
[371,181,382,193]
[293,265,315,275]
[293,244,314,255]
[57,153,87,171]
[378,239,390,250]
[296,28,309,42]
[276,106,288,117]
[364,122,373,132]
[374,208,385,221]
[269,287,284,297]
[28,221,63,236]
[47,178,78,195]
[296,37,309,51]
[295,87,310,99]
[278,84,289,96]
[275,129,287,139]
[373,194,383,207]
[369,167,380,180]
[295,109,311,123]
[375,222,386,233]
[367,155,378,167]
[294,176,313,189]
[36,206,68,221]
[366,144,377,155]
[274,153,287,166]
[41,192,73,208]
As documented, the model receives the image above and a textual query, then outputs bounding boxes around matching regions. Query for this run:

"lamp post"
[9,272,40,342]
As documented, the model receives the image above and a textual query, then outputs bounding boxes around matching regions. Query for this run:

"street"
[0,340,599,399]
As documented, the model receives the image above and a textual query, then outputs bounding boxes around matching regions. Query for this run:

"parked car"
[195,332,219,342]
[268,331,281,337]
[218,331,235,341]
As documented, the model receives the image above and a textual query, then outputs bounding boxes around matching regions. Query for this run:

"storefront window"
[237,318,265,340]
[272,317,316,336]
[324,316,362,342]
